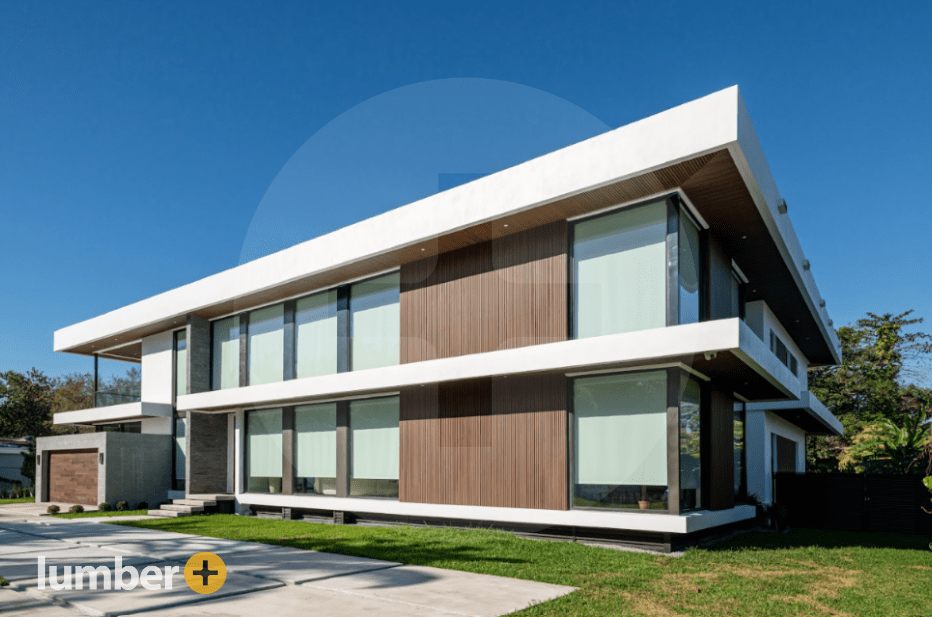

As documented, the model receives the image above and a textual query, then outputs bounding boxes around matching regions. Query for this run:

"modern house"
[40,86,842,550]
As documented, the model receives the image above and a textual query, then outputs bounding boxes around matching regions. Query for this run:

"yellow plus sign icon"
[184,551,227,594]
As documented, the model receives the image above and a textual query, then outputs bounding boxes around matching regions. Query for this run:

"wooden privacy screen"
[400,220,568,362]
[400,374,568,510]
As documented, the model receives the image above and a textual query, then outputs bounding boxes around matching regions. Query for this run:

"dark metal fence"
[775,472,932,535]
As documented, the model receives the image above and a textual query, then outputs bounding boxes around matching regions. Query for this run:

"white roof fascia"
[54,86,742,353]
[729,93,841,363]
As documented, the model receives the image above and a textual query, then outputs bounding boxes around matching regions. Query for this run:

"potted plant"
[638,485,650,510]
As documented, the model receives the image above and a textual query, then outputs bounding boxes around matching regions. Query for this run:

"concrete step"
[160,504,204,513]
[172,498,216,507]
[187,493,235,502]
[147,509,191,518]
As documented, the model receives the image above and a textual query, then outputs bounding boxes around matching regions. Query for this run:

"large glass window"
[174,330,187,398]
[679,375,702,511]
[350,397,399,497]
[678,214,701,325]
[174,416,187,486]
[350,273,400,371]
[573,371,668,509]
[211,317,240,390]
[246,408,282,493]
[248,304,284,386]
[734,407,746,500]
[573,200,667,338]
[294,403,337,495]
[296,290,339,378]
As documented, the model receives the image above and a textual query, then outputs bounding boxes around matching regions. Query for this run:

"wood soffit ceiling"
[80,149,833,365]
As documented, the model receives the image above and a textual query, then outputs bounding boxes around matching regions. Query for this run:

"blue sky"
[2,1,931,379]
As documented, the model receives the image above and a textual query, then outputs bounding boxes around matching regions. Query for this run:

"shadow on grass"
[710,527,932,552]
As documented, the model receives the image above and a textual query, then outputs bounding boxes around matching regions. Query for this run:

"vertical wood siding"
[400,374,568,510]
[400,221,568,362]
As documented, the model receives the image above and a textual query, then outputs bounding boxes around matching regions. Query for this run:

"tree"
[838,416,931,474]
[0,369,56,484]
[808,311,932,472]
[51,372,95,415]
[0,369,55,440]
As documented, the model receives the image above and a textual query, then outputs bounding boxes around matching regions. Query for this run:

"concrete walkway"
[0,517,575,616]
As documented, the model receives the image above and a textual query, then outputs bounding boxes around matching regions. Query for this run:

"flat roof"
[54,86,841,365]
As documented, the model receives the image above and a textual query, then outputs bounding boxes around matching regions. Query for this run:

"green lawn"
[0,497,34,505]
[54,509,148,519]
[112,515,932,616]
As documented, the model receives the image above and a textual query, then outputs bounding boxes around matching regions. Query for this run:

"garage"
[47,449,98,504]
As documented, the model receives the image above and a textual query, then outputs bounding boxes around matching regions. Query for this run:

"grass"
[0,575,7,587]
[54,509,148,519]
[0,497,34,505]
[111,515,932,616]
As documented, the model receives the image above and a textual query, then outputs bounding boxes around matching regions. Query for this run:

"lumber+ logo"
[36,552,227,594]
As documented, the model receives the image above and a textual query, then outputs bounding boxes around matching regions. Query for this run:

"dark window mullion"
[666,367,681,515]
[665,197,680,327]
[238,313,249,388]
[336,400,349,497]
[337,285,350,373]
[283,300,296,381]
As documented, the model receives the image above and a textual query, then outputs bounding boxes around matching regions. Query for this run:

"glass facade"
[174,330,187,398]
[174,416,187,483]
[296,290,339,378]
[573,371,668,509]
[246,408,283,493]
[350,273,400,371]
[294,403,337,495]
[678,214,701,325]
[211,316,240,390]
[573,200,667,338]
[349,397,399,497]
[248,304,284,385]
[679,375,702,511]
[734,407,746,499]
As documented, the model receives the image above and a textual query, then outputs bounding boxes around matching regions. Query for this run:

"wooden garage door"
[48,449,98,505]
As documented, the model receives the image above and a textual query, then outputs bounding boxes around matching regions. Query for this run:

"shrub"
[98,502,111,512]
[115,500,129,512]
[68,504,84,514]
[46,504,60,515]
[136,501,148,510]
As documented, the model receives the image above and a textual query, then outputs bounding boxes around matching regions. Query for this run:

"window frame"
[208,271,400,392]
[568,193,706,341]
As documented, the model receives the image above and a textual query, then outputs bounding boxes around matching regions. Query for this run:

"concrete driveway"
[0,518,575,616]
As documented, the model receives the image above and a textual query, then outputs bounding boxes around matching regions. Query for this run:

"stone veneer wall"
[186,411,228,494]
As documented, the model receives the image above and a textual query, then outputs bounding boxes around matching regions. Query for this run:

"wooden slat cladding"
[400,374,568,510]
[401,221,568,363]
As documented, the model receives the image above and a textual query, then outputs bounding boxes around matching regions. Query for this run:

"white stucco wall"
[141,331,174,407]
[745,300,809,394]
[745,409,807,504]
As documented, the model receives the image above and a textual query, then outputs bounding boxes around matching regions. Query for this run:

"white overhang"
[237,492,756,535]
[53,401,174,426]
[177,319,802,413]
[54,85,840,365]
[746,391,844,436]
